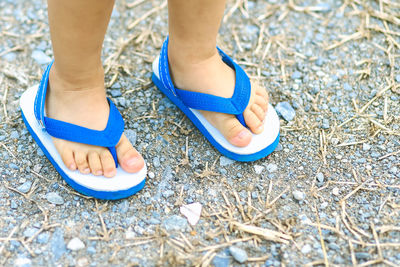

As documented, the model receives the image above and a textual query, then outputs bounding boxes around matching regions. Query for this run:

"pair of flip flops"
[20,38,280,200]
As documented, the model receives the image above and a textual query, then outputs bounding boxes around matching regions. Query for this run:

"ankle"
[49,62,105,93]
[168,39,218,71]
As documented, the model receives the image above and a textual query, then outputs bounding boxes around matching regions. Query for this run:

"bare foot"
[168,48,269,147]
[46,64,144,177]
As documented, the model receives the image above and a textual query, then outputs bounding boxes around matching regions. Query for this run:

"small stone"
[37,232,50,244]
[10,200,18,209]
[254,165,265,174]
[162,215,188,231]
[301,244,312,254]
[291,71,302,80]
[343,83,352,91]
[332,187,340,196]
[32,50,52,65]
[153,157,160,168]
[292,190,305,201]
[266,163,278,173]
[395,74,400,83]
[320,202,329,209]
[229,246,248,263]
[46,192,64,205]
[23,227,37,238]
[67,237,85,251]
[148,171,155,179]
[17,181,32,193]
[212,254,230,267]
[220,156,235,167]
[355,252,370,260]
[316,172,324,183]
[50,228,66,261]
[14,257,31,267]
[125,129,137,146]
[362,143,371,151]
[162,190,174,198]
[275,102,296,121]
[110,89,122,97]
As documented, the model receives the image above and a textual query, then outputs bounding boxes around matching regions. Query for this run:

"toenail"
[69,164,76,170]
[96,170,103,175]
[257,125,264,132]
[126,156,140,167]
[237,130,249,139]
[82,168,90,174]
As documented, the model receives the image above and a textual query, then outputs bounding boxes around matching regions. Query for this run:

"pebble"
[23,227,37,238]
[32,50,52,65]
[148,171,155,179]
[291,71,302,80]
[14,257,31,267]
[125,129,137,146]
[37,232,50,244]
[17,181,32,193]
[395,74,400,83]
[254,165,265,174]
[229,246,248,263]
[162,215,188,232]
[67,237,85,251]
[162,190,174,198]
[343,83,352,91]
[301,244,312,254]
[275,102,296,121]
[153,157,160,168]
[212,254,230,267]
[332,187,340,196]
[316,172,324,183]
[50,228,66,261]
[320,202,329,209]
[46,192,64,205]
[266,163,278,173]
[219,156,235,167]
[355,252,370,260]
[362,143,371,151]
[292,190,305,201]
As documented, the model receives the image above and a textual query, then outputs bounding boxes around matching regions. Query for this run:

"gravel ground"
[1,0,399,266]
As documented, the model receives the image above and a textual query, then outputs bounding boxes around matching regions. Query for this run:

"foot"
[46,64,144,177]
[168,48,269,147]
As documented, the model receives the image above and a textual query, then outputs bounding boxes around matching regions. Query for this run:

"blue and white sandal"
[152,38,280,162]
[20,62,146,200]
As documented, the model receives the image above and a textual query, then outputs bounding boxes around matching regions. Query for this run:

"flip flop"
[20,61,147,200]
[152,38,280,162]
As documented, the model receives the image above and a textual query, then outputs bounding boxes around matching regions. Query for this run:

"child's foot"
[168,48,269,147]
[46,65,144,177]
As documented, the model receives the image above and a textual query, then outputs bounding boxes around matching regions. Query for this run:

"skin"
[47,0,144,177]
[46,0,269,177]
[168,0,269,147]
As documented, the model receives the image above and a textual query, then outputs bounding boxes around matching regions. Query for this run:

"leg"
[168,0,269,147]
[47,0,144,177]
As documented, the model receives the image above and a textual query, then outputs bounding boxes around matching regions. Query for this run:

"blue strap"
[158,37,251,127]
[34,62,124,168]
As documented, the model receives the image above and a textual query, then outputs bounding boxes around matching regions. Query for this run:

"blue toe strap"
[158,37,251,127]
[34,62,124,168]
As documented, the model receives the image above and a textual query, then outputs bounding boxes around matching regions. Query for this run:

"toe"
[88,152,103,176]
[224,116,252,147]
[255,95,268,112]
[255,85,269,102]
[251,103,266,122]
[243,109,263,134]
[100,150,117,178]
[116,135,145,173]
[74,151,90,174]
[61,148,76,171]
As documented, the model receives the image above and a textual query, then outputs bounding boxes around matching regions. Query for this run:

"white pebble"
[148,172,155,179]
[332,187,340,196]
[293,190,305,201]
[67,237,85,251]
[254,165,265,174]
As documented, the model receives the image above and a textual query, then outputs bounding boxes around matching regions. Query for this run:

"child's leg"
[168,0,269,147]
[46,0,144,177]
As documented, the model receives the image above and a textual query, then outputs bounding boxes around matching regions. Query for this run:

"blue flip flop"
[152,38,280,162]
[20,61,146,200]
